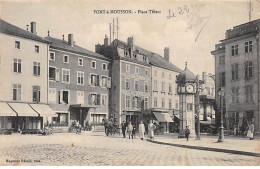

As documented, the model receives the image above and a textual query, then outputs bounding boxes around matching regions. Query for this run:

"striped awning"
[0,102,17,116]
[8,103,39,117]
[153,112,174,122]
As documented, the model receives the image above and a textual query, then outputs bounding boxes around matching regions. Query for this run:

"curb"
[147,140,260,157]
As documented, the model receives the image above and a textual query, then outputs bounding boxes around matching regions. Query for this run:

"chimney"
[95,43,101,54]
[127,36,134,48]
[164,47,170,61]
[68,34,73,47]
[104,35,109,46]
[30,22,36,34]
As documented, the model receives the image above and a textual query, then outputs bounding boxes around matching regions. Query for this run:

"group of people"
[121,120,156,140]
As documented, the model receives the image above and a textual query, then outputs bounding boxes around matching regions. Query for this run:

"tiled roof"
[45,36,110,61]
[115,40,182,73]
[0,19,47,43]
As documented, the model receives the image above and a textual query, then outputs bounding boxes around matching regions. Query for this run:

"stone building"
[211,19,260,135]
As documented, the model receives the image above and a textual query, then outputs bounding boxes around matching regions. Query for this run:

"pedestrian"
[148,120,155,140]
[139,120,145,140]
[247,122,254,140]
[185,125,190,141]
[127,121,133,139]
[121,121,127,138]
[132,125,136,139]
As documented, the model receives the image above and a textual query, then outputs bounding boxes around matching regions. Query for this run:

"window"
[162,98,165,108]
[144,81,148,92]
[144,98,148,109]
[125,79,130,90]
[132,97,140,108]
[124,51,128,57]
[175,100,179,109]
[62,69,70,83]
[245,41,253,53]
[35,45,39,53]
[78,58,83,66]
[245,85,253,103]
[219,56,225,65]
[49,67,59,81]
[245,61,253,79]
[13,58,21,73]
[32,86,40,102]
[231,63,239,80]
[59,90,69,104]
[13,84,21,101]
[63,55,69,63]
[89,94,100,105]
[169,99,172,109]
[135,67,139,74]
[101,76,108,87]
[231,87,239,103]
[49,52,55,61]
[231,44,238,56]
[162,72,164,78]
[145,69,148,76]
[126,64,130,72]
[187,103,193,111]
[48,88,56,103]
[154,97,157,108]
[77,71,84,85]
[125,95,130,108]
[15,41,20,49]
[101,94,108,106]
[91,61,96,69]
[77,91,84,104]
[154,70,157,76]
[161,82,165,92]
[219,72,225,87]
[89,74,99,86]
[102,63,107,71]
[33,62,40,76]
[154,80,158,91]
[169,83,172,93]
[135,80,139,91]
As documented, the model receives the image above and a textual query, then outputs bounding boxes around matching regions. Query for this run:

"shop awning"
[0,102,17,116]
[70,104,99,108]
[29,104,58,117]
[153,112,173,122]
[9,103,39,117]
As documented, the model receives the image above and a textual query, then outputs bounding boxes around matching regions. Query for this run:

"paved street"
[0,132,259,166]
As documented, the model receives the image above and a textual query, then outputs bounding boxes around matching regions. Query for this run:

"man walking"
[185,125,190,141]
[121,121,126,138]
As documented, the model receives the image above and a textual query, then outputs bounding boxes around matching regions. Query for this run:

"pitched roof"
[115,40,182,73]
[0,19,47,43]
[45,36,110,61]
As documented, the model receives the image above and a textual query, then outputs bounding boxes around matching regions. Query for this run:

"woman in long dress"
[127,121,133,139]
[139,120,145,140]
[247,122,254,140]
[148,120,154,140]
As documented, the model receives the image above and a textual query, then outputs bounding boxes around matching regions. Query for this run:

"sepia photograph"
[0,0,259,166]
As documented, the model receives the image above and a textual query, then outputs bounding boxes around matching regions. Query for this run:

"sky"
[1,0,260,75]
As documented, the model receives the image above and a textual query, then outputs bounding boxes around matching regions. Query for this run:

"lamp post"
[218,88,225,142]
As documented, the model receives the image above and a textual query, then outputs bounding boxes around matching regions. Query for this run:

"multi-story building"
[211,19,260,135]
[150,48,182,133]
[97,37,181,132]
[45,34,111,128]
[0,19,55,131]
[96,37,151,128]
[199,72,216,126]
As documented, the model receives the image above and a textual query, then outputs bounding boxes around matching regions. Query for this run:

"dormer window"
[133,54,137,59]
[124,51,128,57]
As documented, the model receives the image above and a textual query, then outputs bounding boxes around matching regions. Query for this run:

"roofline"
[150,63,182,73]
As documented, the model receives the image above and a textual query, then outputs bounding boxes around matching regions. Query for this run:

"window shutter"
[56,68,60,81]
[132,97,135,108]
[122,77,125,90]
[88,76,91,86]
[107,77,111,88]
[99,76,102,87]
[97,94,100,105]
[58,91,62,104]
[88,94,92,105]
[96,75,100,86]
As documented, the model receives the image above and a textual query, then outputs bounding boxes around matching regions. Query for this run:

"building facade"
[45,34,111,129]
[199,72,216,126]
[0,19,55,131]
[212,19,260,135]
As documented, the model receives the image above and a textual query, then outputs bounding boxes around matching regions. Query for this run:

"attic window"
[124,51,128,57]
[143,56,147,61]
[134,54,137,59]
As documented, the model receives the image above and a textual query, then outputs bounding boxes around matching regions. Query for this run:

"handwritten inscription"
[167,5,190,19]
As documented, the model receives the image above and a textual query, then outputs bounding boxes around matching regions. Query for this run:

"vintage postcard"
[0,0,259,166]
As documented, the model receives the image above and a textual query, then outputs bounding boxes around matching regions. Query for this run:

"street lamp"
[218,88,225,142]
